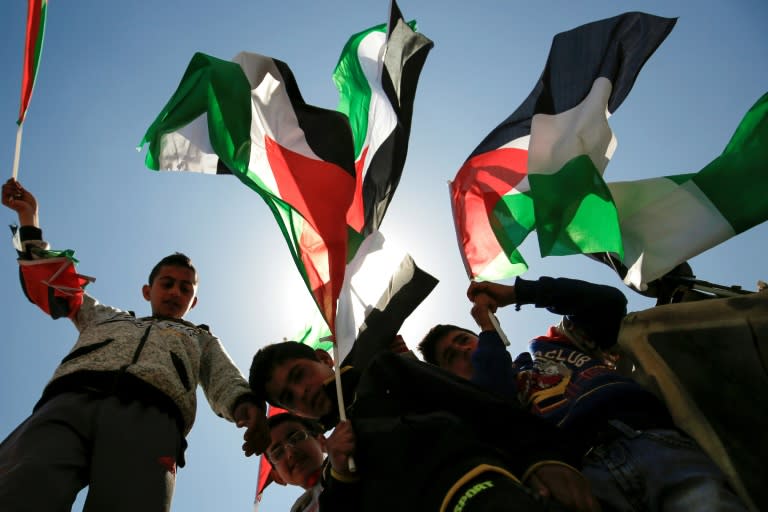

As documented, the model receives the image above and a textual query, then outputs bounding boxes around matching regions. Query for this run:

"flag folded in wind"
[140,52,356,332]
[608,92,768,290]
[334,0,433,239]
[336,230,438,366]
[451,12,676,280]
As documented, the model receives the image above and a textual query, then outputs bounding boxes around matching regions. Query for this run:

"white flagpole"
[330,339,356,473]
[487,309,511,346]
[11,123,23,180]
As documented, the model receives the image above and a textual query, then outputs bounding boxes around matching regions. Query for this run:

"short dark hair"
[418,324,477,365]
[267,412,323,436]
[249,341,319,406]
[148,252,197,285]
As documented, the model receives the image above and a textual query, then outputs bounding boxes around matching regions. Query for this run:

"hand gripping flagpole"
[448,180,511,346]
[328,337,357,473]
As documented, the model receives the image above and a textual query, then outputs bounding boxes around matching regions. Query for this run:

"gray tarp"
[618,290,768,511]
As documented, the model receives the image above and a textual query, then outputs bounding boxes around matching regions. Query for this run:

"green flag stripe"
[333,24,385,158]
[141,53,252,174]
[529,154,623,257]
[494,191,535,257]
[693,92,768,234]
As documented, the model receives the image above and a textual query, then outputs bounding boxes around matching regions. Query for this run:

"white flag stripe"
[528,77,615,176]
[503,175,531,196]
[157,114,219,173]
[335,231,409,362]
[499,134,530,152]
[231,53,323,197]
[621,180,735,290]
[608,176,682,220]
[357,31,398,173]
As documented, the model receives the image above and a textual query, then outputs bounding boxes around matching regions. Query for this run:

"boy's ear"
[142,284,151,302]
[317,433,327,452]
[189,296,198,310]
[315,349,334,368]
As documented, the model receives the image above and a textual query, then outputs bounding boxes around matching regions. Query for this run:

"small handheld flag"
[12,0,48,179]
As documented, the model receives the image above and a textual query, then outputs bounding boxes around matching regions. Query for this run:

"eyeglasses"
[267,430,311,463]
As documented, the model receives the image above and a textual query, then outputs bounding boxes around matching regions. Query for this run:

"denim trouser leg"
[581,422,747,512]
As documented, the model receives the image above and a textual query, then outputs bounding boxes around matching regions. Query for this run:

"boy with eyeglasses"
[250,341,600,512]
[265,413,354,512]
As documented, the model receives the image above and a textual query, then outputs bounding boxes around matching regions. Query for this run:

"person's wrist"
[18,212,37,227]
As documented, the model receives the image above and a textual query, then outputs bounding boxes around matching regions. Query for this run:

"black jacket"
[319,352,582,512]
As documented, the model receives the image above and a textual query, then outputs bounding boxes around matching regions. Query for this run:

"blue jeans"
[581,420,747,512]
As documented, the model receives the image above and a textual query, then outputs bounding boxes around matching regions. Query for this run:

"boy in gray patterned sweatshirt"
[0,178,271,512]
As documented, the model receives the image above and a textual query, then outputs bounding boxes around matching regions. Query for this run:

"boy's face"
[142,265,198,319]
[265,353,335,419]
[434,329,478,381]
[268,420,325,489]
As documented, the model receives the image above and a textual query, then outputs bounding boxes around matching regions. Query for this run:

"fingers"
[530,464,601,512]
[466,281,486,301]
[1,179,22,206]
[327,420,356,473]
[242,425,271,456]
[389,334,408,354]
[525,473,551,498]
[472,292,497,311]
[236,403,270,456]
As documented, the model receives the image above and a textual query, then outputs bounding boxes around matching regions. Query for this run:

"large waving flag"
[250,3,434,502]
[140,52,356,332]
[451,12,676,280]
[334,0,433,240]
[331,0,436,355]
[608,92,768,290]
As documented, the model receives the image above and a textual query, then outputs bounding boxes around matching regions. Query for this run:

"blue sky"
[1,1,766,510]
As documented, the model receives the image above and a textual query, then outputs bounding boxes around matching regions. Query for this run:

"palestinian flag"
[284,230,438,363]
[140,51,356,332]
[18,0,47,125]
[334,0,433,241]
[607,92,768,290]
[336,230,438,366]
[451,12,676,280]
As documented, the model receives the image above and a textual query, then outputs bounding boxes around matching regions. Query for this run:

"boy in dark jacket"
[0,179,270,511]
[250,340,600,512]
[419,276,746,512]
